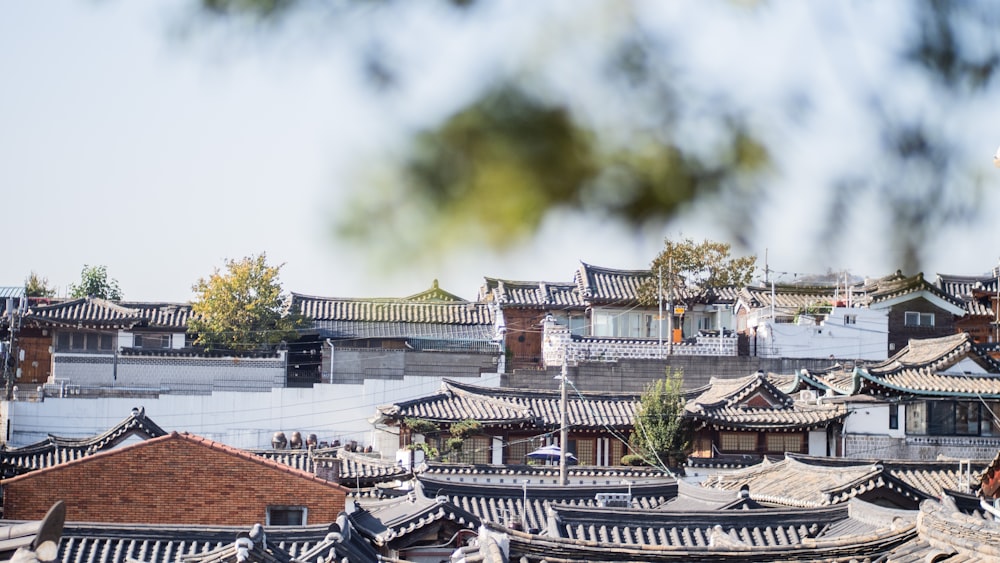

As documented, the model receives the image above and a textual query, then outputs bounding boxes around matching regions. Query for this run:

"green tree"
[189,253,305,351]
[189,2,998,275]
[24,272,55,298]
[630,369,689,470]
[68,265,122,300]
[638,238,756,311]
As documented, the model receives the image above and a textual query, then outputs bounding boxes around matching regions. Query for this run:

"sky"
[2,1,1000,303]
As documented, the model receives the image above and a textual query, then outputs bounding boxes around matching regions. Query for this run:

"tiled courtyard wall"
[542,322,736,367]
[844,434,1000,460]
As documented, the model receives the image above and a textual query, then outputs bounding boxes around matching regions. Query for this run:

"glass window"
[904,312,935,327]
[928,401,955,435]
[719,432,757,452]
[134,334,169,349]
[267,506,306,526]
[982,402,1000,436]
[956,402,981,435]
[765,433,803,453]
[888,404,899,430]
[56,333,70,351]
[905,402,927,435]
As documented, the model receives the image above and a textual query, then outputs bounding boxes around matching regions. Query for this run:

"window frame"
[266,506,307,526]
[903,311,935,327]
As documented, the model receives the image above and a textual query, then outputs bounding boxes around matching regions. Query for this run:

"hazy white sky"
[2,1,999,302]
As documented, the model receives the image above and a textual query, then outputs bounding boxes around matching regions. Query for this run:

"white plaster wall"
[808,430,827,456]
[844,403,905,438]
[754,308,888,360]
[6,372,501,453]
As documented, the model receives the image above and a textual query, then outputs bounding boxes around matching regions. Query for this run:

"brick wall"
[2,432,346,525]
[844,434,1000,460]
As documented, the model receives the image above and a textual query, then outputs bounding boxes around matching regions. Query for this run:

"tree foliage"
[189,1,1000,273]
[189,253,304,351]
[630,368,689,469]
[637,238,756,309]
[24,272,55,298]
[68,265,123,300]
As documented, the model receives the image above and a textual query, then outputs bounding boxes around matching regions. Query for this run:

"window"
[267,506,306,526]
[843,315,857,325]
[907,400,993,436]
[134,334,171,349]
[888,404,899,429]
[765,433,803,454]
[55,331,114,353]
[570,439,595,465]
[904,312,935,327]
[719,432,757,452]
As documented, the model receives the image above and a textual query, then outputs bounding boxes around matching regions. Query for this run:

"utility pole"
[559,360,568,486]
[658,266,663,354]
[667,258,674,356]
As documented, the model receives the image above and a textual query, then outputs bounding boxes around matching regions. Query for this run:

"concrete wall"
[5,371,501,450]
[503,356,843,393]
[750,307,888,361]
[324,348,498,384]
[51,352,286,394]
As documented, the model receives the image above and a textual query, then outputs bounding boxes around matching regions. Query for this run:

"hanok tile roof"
[22,298,193,330]
[479,278,583,308]
[684,373,847,431]
[573,263,740,306]
[0,286,26,299]
[937,272,999,317]
[0,407,168,478]
[658,478,763,511]
[349,491,478,549]
[862,271,967,313]
[55,515,378,563]
[575,263,650,304]
[419,462,670,482]
[476,498,915,562]
[416,473,676,533]
[704,454,988,509]
[0,500,64,563]
[376,379,639,429]
[858,333,1000,398]
[547,501,907,548]
[248,448,409,488]
[879,495,1000,562]
[736,284,843,312]
[290,289,496,343]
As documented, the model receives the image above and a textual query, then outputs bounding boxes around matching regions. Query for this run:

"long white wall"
[4,372,501,453]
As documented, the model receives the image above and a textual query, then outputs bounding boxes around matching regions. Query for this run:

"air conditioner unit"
[595,492,632,508]
[798,390,818,403]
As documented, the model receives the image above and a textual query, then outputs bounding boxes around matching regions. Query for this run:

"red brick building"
[2,432,348,525]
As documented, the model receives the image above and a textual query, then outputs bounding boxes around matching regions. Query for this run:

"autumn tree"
[637,238,756,311]
[189,253,305,352]
[630,368,689,470]
[68,265,123,300]
[24,272,55,298]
